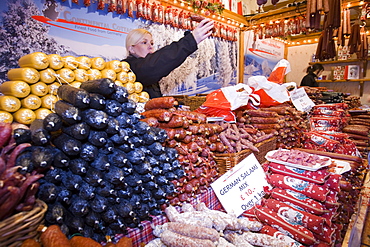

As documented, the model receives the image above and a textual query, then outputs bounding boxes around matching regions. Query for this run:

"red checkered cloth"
[114,187,222,247]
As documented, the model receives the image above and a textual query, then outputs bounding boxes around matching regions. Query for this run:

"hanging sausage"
[299,16,307,34]
[310,0,316,15]
[164,6,173,25]
[278,20,284,36]
[158,4,164,24]
[345,8,351,35]
[178,10,186,30]
[173,9,179,28]
[336,17,345,47]
[316,0,323,12]
[314,10,321,30]
[97,0,106,10]
[291,18,298,34]
[257,0,268,7]
[152,2,159,23]
[144,0,152,20]
[315,31,324,60]
[116,0,126,14]
[323,0,330,13]
[305,0,312,28]
[358,25,368,59]
[136,0,144,18]
[108,0,117,12]
[348,23,361,55]
[326,0,341,28]
[326,28,336,59]
[128,0,135,18]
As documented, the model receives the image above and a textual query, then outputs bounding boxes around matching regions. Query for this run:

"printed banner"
[243,30,285,82]
[0,0,237,95]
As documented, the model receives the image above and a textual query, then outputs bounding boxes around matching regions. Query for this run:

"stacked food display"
[0,51,369,247]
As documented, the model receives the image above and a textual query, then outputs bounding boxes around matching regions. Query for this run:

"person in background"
[122,19,214,98]
[300,63,324,87]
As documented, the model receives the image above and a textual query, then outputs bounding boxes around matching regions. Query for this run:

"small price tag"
[290,87,315,112]
[211,154,269,216]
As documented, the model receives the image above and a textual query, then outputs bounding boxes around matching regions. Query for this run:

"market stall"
[0,51,369,247]
[0,0,370,246]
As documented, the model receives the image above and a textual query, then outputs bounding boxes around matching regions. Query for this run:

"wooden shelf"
[243,0,367,43]
[246,0,366,27]
[313,59,369,90]
[159,0,247,26]
[309,59,367,65]
[317,78,367,96]
[245,5,305,26]
[317,79,370,83]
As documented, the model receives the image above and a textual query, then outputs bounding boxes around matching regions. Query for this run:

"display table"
[115,172,370,247]
[115,187,223,247]
[342,171,370,247]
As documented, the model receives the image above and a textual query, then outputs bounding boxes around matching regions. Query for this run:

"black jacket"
[300,72,319,87]
[122,32,198,98]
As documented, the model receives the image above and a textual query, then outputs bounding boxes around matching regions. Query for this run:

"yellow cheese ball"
[13,108,36,125]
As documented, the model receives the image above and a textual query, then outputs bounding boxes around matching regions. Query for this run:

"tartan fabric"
[114,187,222,247]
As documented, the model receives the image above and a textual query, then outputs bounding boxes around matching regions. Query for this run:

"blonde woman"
[122,19,214,98]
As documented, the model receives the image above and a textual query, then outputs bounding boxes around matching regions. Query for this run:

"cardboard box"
[332,66,345,80]
[344,65,360,80]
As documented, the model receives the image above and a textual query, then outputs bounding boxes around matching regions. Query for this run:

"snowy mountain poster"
[0,0,238,96]
[243,30,285,83]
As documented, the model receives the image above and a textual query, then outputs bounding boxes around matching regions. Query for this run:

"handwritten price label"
[211,154,269,216]
[290,87,315,112]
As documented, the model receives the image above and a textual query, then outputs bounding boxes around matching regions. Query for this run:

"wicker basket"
[215,137,277,175]
[0,199,47,247]
[214,148,252,175]
[170,95,207,111]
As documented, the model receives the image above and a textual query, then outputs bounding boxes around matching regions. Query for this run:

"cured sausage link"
[294,148,363,163]
[160,230,216,247]
[163,222,220,241]
[141,109,172,122]
[144,96,178,110]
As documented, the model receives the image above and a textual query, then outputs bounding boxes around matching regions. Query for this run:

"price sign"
[211,154,269,217]
[290,87,315,112]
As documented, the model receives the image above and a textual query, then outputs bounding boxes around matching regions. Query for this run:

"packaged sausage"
[255,207,316,245]
[267,173,330,202]
[263,198,326,235]
[313,103,349,111]
[302,132,346,154]
[267,162,330,184]
[260,225,304,247]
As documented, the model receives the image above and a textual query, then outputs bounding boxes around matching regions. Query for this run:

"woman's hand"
[192,19,215,44]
